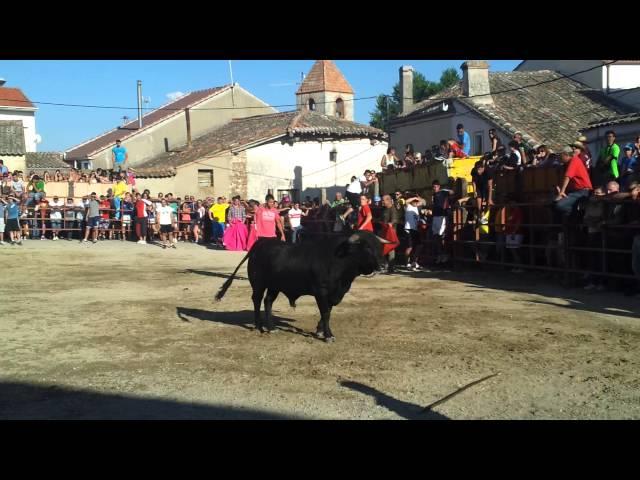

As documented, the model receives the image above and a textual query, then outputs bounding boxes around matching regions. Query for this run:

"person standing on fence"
[157,198,177,249]
[112,174,128,222]
[553,146,593,220]
[456,124,471,156]
[112,139,128,172]
[82,192,101,244]
[596,131,620,184]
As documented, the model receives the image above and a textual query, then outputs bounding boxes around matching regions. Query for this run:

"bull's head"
[337,231,392,276]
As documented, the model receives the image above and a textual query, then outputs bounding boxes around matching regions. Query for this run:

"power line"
[0,61,621,113]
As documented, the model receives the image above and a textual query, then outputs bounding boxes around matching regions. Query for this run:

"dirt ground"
[0,239,638,420]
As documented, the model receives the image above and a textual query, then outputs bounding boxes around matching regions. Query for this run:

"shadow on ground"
[0,381,301,420]
[176,307,316,339]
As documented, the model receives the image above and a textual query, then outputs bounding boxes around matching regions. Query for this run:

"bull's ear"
[347,234,361,244]
[336,237,356,257]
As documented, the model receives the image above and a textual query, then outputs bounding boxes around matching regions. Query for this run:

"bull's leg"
[315,296,334,342]
[252,287,266,331]
[264,289,279,333]
[315,306,332,339]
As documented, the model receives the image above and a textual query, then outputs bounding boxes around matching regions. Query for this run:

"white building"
[133,110,388,201]
[389,61,634,155]
[514,60,640,110]
[0,81,39,152]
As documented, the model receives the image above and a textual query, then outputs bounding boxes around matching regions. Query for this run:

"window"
[335,98,344,118]
[474,131,483,156]
[308,98,316,111]
[329,149,337,162]
[198,169,214,188]
[80,160,93,170]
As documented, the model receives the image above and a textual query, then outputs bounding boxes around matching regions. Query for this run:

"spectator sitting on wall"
[403,144,415,168]
[488,129,502,154]
[447,139,467,159]
[513,132,529,164]
[502,141,522,171]
[577,135,593,170]
[553,145,593,221]
[381,147,398,171]
[456,123,471,156]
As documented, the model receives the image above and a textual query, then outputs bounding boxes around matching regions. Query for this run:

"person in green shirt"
[597,130,620,182]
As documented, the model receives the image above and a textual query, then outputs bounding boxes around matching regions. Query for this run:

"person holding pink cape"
[247,194,285,251]
[222,196,248,251]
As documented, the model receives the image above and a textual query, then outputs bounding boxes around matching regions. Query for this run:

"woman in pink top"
[254,194,285,242]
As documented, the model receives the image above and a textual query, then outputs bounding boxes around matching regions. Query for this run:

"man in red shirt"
[554,145,593,218]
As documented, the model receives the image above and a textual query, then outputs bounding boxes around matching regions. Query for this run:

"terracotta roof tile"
[134,111,386,175]
[296,61,354,95]
[25,152,69,169]
[0,87,35,109]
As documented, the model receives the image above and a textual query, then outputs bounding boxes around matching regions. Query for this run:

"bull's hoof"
[315,330,324,339]
[324,336,336,343]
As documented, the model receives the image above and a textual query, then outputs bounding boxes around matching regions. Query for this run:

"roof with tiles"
[393,70,634,151]
[296,60,354,95]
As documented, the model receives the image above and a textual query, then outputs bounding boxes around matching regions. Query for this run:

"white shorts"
[506,234,523,249]
[0,219,4,233]
[431,216,447,236]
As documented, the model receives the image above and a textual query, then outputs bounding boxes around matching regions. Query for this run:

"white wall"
[0,110,37,152]
[516,60,603,89]
[246,138,388,201]
[608,65,640,90]
[390,105,511,156]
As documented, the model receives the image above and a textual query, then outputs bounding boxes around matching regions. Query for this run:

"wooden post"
[185,108,192,148]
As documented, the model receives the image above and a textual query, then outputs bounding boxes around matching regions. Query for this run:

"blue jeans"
[554,189,590,218]
[113,196,122,220]
[212,222,225,242]
[291,225,303,243]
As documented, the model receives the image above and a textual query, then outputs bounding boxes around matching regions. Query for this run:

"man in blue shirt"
[0,159,9,177]
[456,123,471,156]
[6,196,22,245]
[112,139,128,172]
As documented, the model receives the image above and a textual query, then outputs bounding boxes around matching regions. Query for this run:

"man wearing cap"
[553,145,593,219]
[620,144,638,190]
[577,136,593,169]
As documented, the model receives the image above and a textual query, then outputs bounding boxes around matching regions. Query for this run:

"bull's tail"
[214,251,251,302]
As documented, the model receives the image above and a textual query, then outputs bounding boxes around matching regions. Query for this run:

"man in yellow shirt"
[209,196,229,245]
[112,174,129,221]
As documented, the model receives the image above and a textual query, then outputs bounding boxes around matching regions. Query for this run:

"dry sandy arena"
[0,240,638,419]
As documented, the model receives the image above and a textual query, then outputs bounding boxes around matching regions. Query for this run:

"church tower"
[295,60,355,121]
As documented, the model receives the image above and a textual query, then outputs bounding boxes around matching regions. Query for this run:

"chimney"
[399,65,414,114]
[137,80,143,129]
[185,108,192,148]
[461,61,493,105]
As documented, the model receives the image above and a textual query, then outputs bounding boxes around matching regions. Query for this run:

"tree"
[369,68,460,130]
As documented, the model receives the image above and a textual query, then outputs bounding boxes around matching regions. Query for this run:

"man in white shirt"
[403,194,426,271]
[49,196,64,241]
[287,202,307,244]
[156,198,176,249]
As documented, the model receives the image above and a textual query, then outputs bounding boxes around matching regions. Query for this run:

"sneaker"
[583,283,596,291]
[92,239,98,244]
[41,236,46,240]
[413,263,421,271]
[0,241,4,245]
[171,243,177,249]
[82,239,88,243]
[162,244,167,249]
[53,235,59,241]
[137,240,147,244]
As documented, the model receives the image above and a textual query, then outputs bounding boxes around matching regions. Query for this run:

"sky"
[0,60,521,152]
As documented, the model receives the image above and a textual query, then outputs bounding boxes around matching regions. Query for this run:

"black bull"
[214,231,392,342]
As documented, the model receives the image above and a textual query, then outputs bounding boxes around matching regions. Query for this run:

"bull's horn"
[375,235,393,244]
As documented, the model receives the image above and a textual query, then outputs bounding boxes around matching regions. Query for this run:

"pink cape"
[246,222,258,251]
[223,218,248,251]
